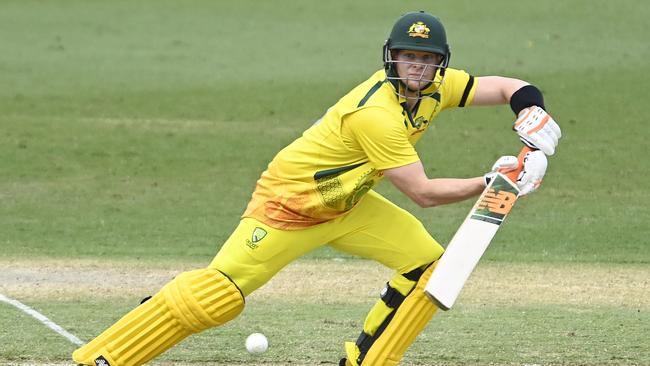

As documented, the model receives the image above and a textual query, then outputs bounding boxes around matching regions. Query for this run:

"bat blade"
[424,172,520,310]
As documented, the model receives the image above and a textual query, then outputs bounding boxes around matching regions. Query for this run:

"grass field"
[1,0,649,365]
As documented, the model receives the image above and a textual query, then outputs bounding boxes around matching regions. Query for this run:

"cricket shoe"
[77,354,112,365]
[339,358,353,366]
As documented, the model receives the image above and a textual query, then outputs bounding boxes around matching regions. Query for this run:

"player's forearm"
[413,177,485,208]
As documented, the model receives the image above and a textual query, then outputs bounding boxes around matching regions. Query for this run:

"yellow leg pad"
[361,263,438,366]
[346,271,419,364]
[73,268,244,366]
[362,274,416,337]
[344,342,361,366]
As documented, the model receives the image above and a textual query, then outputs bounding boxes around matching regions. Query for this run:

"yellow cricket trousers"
[210,190,444,296]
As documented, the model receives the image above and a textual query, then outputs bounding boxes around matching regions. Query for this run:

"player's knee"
[397,226,444,272]
[422,239,444,262]
[161,268,245,333]
[399,255,438,285]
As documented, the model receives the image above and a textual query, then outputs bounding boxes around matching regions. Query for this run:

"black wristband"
[509,84,545,115]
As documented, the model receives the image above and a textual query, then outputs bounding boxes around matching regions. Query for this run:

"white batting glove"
[483,155,519,186]
[513,106,562,156]
[513,150,548,196]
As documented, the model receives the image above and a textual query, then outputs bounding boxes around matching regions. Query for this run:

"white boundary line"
[0,293,85,346]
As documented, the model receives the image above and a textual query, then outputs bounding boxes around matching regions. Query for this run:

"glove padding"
[513,150,548,196]
[484,150,548,196]
[483,155,519,186]
[513,106,561,156]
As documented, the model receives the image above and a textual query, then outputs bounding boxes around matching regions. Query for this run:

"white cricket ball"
[245,332,268,354]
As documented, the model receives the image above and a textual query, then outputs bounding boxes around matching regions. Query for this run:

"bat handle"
[504,146,534,182]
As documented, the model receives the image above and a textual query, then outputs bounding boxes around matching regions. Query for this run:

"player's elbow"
[402,183,444,208]
[410,192,441,208]
[415,199,437,208]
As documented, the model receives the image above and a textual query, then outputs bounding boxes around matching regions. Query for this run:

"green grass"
[2,298,647,365]
[1,0,649,364]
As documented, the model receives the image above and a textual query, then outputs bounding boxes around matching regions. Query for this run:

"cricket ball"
[245,332,268,354]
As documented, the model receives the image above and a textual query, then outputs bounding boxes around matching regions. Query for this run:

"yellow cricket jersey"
[243,68,477,230]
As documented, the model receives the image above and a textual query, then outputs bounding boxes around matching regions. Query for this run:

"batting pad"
[73,268,244,366]
[362,263,438,366]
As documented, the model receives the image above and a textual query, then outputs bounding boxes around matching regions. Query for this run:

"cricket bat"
[424,147,531,310]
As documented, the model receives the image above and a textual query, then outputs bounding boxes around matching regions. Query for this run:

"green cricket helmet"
[383,11,451,99]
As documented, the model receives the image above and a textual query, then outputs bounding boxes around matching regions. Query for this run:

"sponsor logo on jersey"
[408,22,430,38]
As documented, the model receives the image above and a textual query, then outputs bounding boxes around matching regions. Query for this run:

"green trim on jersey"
[314,162,367,180]
[357,80,387,108]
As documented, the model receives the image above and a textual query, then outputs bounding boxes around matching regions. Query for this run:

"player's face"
[394,50,442,91]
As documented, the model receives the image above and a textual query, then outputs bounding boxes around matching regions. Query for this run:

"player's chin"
[406,81,428,92]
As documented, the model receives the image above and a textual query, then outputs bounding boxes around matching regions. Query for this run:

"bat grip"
[504,146,534,182]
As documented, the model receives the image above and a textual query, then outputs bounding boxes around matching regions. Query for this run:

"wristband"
[509,85,545,115]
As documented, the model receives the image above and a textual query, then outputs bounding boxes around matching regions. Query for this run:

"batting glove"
[513,106,562,156]
[513,150,548,196]
[483,155,519,186]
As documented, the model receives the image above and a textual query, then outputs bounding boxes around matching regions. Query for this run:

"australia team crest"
[246,227,267,250]
[408,22,430,38]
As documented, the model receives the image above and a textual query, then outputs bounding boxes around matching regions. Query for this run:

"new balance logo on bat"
[471,175,519,225]
[476,189,516,215]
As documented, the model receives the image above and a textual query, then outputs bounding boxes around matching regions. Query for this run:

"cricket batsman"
[73,11,561,366]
